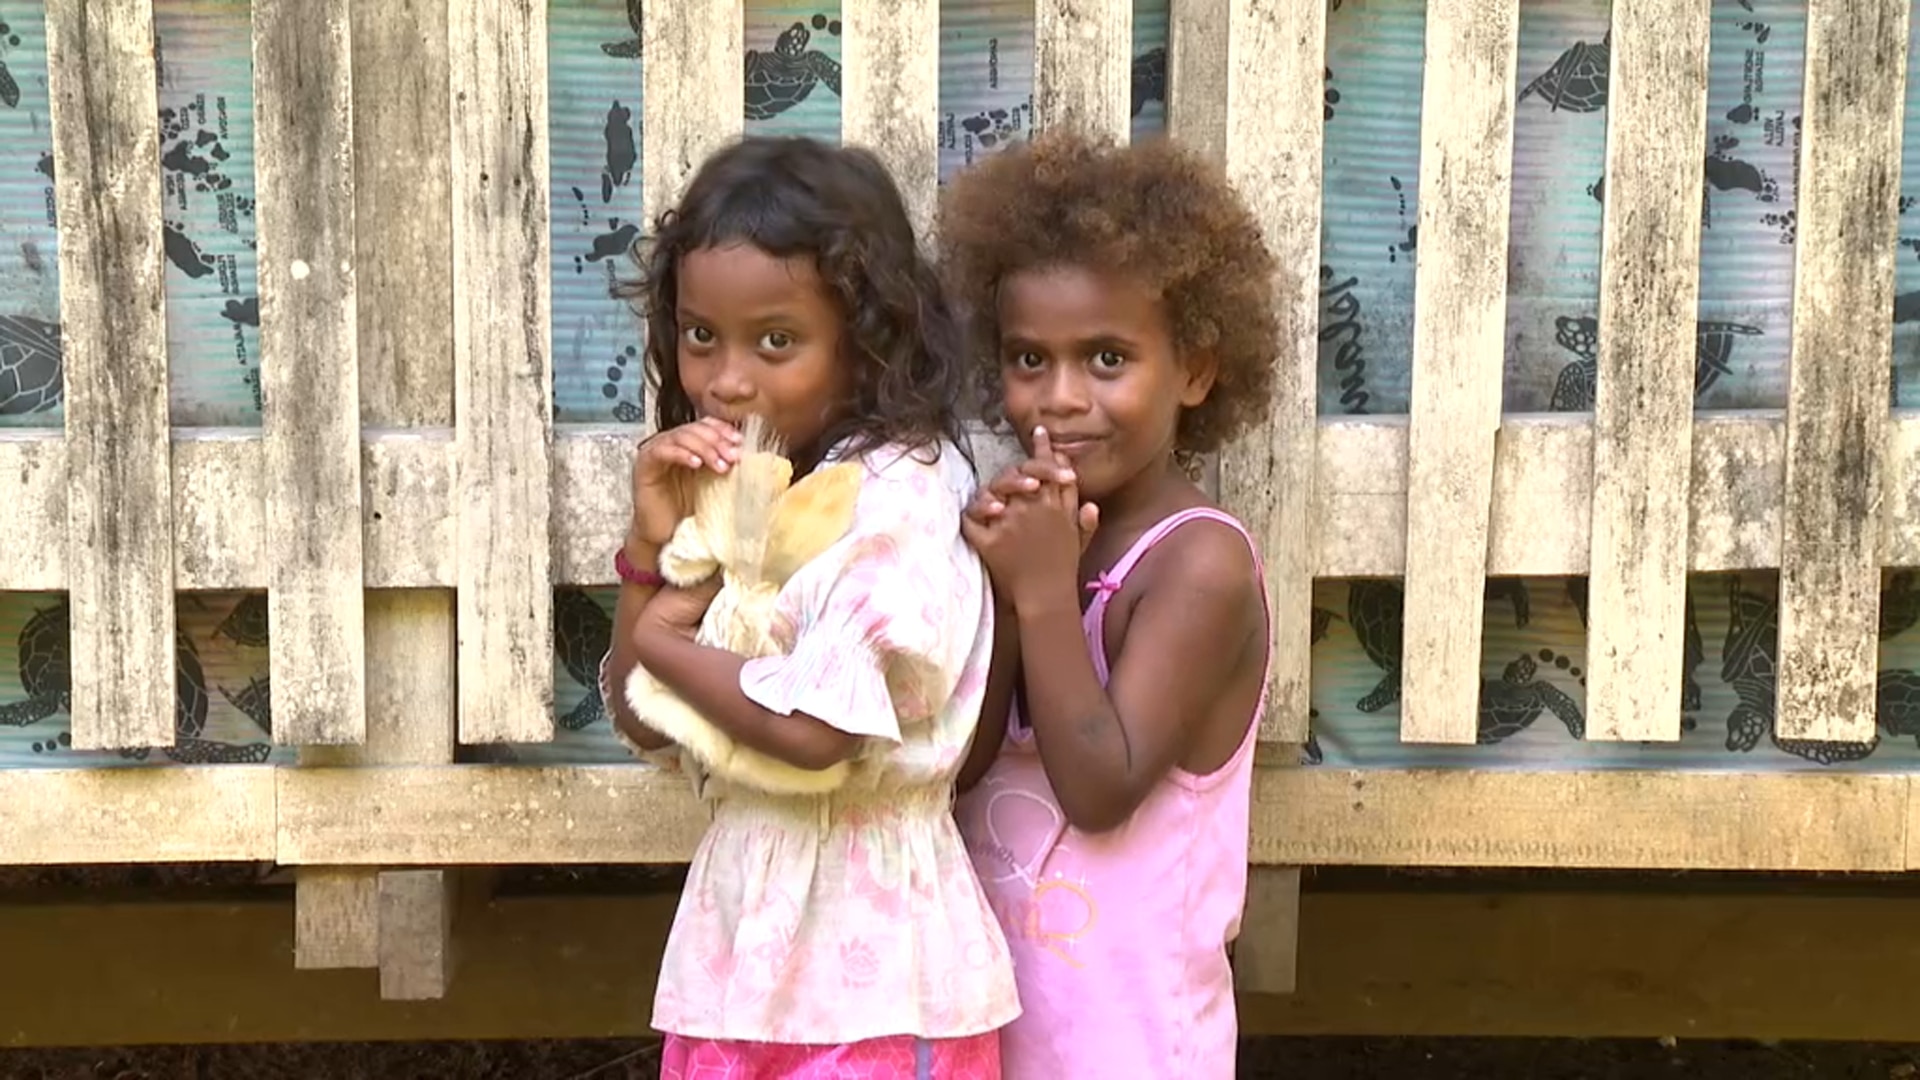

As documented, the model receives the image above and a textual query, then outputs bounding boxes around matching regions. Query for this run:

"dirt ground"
[4,1038,1920,1078]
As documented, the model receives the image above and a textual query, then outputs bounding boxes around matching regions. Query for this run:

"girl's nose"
[709,351,755,403]
[1040,368,1093,415]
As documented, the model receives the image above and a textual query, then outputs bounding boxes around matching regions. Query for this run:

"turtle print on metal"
[0,600,69,732]
[0,17,24,109]
[1546,314,1762,412]
[600,0,641,59]
[1476,652,1585,744]
[0,314,61,416]
[1720,576,1878,766]
[555,588,614,731]
[1517,32,1609,113]
[744,16,842,122]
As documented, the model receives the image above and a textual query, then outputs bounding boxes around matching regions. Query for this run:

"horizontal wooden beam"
[8,411,1917,592]
[1256,769,1908,872]
[5,762,1919,872]
[0,768,276,865]
[275,766,709,866]
[12,888,1920,1046]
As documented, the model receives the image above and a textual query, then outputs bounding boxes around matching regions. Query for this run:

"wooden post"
[1036,0,1133,143]
[842,0,939,242]
[450,0,555,744]
[253,0,369,747]
[292,0,460,1000]
[1775,0,1910,744]
[642,0,742,250]
[46,0,176,751]
[1398,0,1521,745]
[1583,0,1711,742]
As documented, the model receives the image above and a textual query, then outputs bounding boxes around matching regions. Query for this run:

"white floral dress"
[603,439,1020,1046]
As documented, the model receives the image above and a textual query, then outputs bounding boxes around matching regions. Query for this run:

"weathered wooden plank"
[294,869,378,969]
[296,590,457,980]
[1397,0,1521,744]
[548,424,631,585]
[46,0,175,749]
[22,413,1920,593]
[1583,0,1711,742]
[1166,0,1229,163]
[0,431,65,590]
[275,766,712,866]
[642,0,741,273]
[268,763,1914,872]
[1314,413,1783,579]
[292,0,463,993]
[1232,867,1301,995]
[253,0,367,746]
[378,870,456,1000]
[1213,0,1324,745]
[449,0,554,743]
[1035,0,1133,142]
[1775,0,1911,744]
[841,0,938,241]
[1254,769,1908,872]
[172,430,264,590]
[0,767,276,864]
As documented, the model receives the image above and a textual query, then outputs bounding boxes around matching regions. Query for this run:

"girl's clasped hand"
[960,426,1099,613]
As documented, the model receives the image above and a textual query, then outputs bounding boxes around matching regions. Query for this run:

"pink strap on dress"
[1085,507,1267,678]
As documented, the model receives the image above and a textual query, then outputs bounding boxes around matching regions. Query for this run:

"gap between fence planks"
[1035,0,1133,143]
[449,0,555,745]
[1398,0,1521,745]
[842,0,939,242]
[1774,0,1912,744]
[46,0,176,750]
[1582,0,1711,742]
[253,0,368,747]
[290,0,460,999]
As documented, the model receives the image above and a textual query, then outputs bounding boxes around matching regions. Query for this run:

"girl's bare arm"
[630,626,861,770]
[605,539,671,751]
[1014,524,1263,832]
[957,597,1019,793]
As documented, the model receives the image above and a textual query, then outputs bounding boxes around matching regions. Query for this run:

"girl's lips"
[1049,436,1102,457]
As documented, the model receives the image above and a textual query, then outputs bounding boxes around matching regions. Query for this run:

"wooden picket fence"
[3,0,1917,999]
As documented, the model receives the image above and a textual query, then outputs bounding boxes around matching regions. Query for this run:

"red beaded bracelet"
[614,547,667,588]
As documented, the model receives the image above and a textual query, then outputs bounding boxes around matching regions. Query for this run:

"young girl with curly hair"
[943,128,1281,1078]
[598,136,1017,1079]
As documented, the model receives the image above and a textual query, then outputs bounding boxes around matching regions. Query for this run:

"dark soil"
[3,1039,1920,1079]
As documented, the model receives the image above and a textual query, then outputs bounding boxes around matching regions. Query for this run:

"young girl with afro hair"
[944,128,1281,1079]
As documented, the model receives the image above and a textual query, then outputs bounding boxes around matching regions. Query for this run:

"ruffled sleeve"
[737,455,982,745]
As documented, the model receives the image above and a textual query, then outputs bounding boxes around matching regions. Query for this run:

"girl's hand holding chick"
[630,417,746,550]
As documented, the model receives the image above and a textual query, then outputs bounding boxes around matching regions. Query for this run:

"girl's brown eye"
[684,326,715,347]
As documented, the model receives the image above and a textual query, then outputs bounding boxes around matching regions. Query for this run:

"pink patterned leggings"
[660,1031,1001,1079]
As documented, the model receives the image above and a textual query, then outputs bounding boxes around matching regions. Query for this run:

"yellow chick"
[625,415,866,795]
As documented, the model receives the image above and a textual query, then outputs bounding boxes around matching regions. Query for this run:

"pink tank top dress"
[954,507,1268,1079]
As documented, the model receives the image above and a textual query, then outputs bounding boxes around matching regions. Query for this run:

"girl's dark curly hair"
[615,136,968,466]
[939,129,1279,457]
